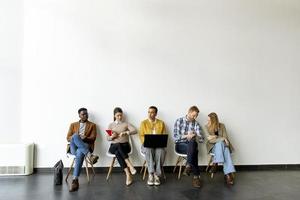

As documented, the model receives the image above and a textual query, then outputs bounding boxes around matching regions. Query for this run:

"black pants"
[175,139,200,175]
[109,142,131,169]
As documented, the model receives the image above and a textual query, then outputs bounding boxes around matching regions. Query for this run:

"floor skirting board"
[34,164,300,173]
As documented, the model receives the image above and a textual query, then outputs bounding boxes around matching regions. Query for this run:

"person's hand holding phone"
[186,131,196,141]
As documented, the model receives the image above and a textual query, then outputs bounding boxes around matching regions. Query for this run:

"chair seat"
[66,153,76,159]
[175,152,187,157]
[106,151,116,158]
[140,148,145,158]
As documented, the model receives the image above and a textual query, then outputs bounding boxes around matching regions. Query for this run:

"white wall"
[20,0,300,167]
[0,0,23,144]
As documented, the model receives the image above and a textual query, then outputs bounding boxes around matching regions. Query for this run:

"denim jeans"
[212,141,236,175]
[175,139,200,176]
[70,134,90,178]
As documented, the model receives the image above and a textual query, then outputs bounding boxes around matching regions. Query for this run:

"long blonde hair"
[207,112,220,134]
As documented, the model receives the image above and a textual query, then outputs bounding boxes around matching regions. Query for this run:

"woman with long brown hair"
[204,112,236,185]
[107,107,137,185]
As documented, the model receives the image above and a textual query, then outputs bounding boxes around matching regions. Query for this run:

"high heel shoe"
[209,163,218,178]
[126,174,133,186]
[129,167,137,175]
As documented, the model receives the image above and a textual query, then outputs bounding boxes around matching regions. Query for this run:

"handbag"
[53,159,64,185]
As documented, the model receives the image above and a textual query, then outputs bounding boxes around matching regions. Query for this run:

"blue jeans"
[70,134,90,178]
[212,141,236,175]
[175,139,200,176]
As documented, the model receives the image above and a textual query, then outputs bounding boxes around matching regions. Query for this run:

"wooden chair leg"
[173,156,181,173]
[140,160,146,174]
[143,165,147,180]
[106,157,115,181]
[65,158,75,182]
[206,155,213,172]
[90,162,96,177]
[85,158,90,183]
[161,166,166,180]
[178,160,183,180]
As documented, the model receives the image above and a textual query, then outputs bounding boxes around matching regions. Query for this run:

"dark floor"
[0,170,300,200]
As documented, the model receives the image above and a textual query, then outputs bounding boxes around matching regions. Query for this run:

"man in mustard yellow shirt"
[139,106,166,186]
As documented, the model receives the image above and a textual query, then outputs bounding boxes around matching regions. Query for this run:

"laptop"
[144,134,168,148]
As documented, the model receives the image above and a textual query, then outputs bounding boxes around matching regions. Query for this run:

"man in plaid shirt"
[173,105,204,188]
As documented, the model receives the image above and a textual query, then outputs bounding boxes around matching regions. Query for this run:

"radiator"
[0,143,34,175]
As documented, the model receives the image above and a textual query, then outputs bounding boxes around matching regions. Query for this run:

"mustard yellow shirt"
[139,118,166,144]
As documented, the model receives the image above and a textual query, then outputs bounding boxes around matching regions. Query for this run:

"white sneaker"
[147,174,154,186]
[154,174,160,186]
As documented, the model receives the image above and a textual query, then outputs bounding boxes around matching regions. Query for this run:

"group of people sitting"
[66,106,236,192]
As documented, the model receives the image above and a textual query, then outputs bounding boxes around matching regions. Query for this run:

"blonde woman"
[107,107,137,186]
[204,112,236,185]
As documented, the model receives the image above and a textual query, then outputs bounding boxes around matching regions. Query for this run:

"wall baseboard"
[34,164,300,174]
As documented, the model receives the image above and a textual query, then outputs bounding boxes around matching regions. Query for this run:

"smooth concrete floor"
[0,170,299,200]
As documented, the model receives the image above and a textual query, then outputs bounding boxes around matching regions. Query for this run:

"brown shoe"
[209,163,218,174]
[192,176,201,188]
[88,154,99,165]
[183,165,192,176]
[225,173,234,185]
[69,179,79,192]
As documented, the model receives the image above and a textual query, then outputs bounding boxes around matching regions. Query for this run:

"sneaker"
[192,176,201,188]
[147,174,154,186]
[69,179,79,192]
[154,174,160,186]
[88,154,99,165]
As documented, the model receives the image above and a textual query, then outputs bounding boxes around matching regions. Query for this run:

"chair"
[173,148,187,180]
[139,149,148,180]
[65,152,96,183]
[139,147,166,181]
[106,136,133,181]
